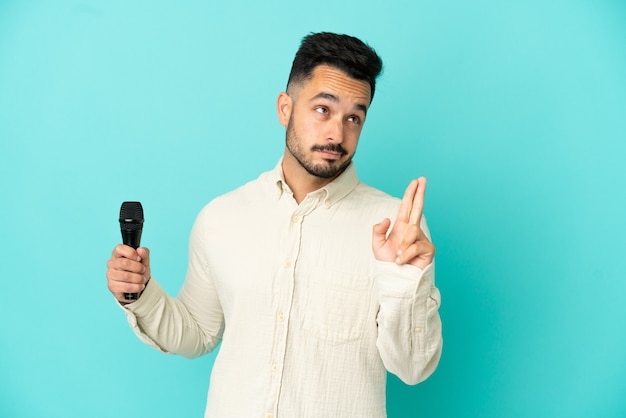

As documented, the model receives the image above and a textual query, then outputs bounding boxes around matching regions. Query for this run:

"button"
[292,215,299,223]
[272,363,279,371]
[284,260,291,268]
[414,327,422,333]
[265,414,273,418]
[278,313,285,322]
[325,199,331,207]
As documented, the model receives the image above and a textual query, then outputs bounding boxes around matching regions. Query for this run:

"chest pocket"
[299,267,375,346]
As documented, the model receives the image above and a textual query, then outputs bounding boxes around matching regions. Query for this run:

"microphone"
[119,201,144,301]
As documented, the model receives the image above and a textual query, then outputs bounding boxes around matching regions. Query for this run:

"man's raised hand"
[372,177,435,270]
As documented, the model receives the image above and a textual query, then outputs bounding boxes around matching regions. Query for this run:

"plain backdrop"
[1,1,625,417]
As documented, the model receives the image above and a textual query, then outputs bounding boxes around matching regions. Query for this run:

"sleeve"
[374,217,443,384]
[121,208,225,359]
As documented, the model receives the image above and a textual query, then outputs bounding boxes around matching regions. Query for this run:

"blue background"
[1,1,625,417]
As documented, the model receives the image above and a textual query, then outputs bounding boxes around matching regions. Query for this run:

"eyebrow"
[311,92,368,115]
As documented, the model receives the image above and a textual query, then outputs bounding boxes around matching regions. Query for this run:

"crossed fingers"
[397,177,425,227]
[394,177,434,268]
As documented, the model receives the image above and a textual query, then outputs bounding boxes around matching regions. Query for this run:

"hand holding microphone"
[106,202,151,303]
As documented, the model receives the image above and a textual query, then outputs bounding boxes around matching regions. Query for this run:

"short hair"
[286,32,383,102]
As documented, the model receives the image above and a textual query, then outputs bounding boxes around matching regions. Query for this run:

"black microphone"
[119,201,144,301]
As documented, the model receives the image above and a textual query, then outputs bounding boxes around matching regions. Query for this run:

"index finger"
[408,177,427,225]
[112,244,141,261]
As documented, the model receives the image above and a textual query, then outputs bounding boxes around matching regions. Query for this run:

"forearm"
[124,278,224,359]
[375,262,442,384]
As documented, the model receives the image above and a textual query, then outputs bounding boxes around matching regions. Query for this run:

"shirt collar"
[269,158,359,207]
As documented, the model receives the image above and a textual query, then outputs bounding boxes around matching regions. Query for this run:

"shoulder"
[195,170,274,223]
[352,182,401,210]
[332,181,401,223]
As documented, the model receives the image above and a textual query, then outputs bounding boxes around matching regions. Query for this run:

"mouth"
[312,145,346,161]
[315,149,343,160]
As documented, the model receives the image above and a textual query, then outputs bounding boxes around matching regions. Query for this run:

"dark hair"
[286,32,383,101]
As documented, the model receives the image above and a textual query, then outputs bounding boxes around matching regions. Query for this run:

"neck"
[281,150,335,204]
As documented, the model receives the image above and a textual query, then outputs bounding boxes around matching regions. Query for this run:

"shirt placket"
[264,193,322,418]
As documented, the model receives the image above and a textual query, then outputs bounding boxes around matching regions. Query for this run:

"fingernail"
[137,256,142,262]
[395,257,401,264]
[397,249,402,256]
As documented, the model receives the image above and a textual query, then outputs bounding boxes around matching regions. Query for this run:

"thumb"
[137,247,150,267]
[372,218,391,249]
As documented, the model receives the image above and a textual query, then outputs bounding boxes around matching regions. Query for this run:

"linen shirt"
[123,161,442,418]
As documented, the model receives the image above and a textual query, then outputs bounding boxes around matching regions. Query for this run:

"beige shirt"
[124,161,442,418]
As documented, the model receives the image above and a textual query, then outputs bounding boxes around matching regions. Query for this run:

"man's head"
[278,32,383,186]
[286,32,383,103]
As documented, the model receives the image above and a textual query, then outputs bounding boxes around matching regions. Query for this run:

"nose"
[327,117,344,143]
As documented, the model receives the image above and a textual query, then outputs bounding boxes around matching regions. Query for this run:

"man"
[106,32,442,417]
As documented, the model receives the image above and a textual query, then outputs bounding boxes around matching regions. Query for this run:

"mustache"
[311,144,347,155]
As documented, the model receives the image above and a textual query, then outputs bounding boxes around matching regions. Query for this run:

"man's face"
[279,65,371,179]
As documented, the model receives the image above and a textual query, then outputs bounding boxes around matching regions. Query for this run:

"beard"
[285,117,353,179]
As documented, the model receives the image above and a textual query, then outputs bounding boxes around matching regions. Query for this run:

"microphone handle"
[122,229,142,301]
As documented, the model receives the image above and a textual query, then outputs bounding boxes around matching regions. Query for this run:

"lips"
[316,149,343,160]
[312,145,347,160]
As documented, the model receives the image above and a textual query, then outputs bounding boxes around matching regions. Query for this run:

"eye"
[315,106,329,115]
[348,115,361,125]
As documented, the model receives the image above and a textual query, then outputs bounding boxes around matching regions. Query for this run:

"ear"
[276,92,292,127]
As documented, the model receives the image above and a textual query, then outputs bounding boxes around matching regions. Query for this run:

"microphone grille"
[119,201,144,228]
